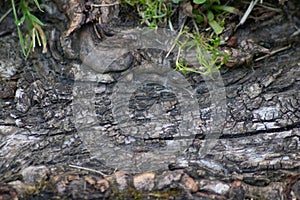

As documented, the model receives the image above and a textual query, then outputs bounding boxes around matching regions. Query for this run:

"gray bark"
[0,9,300,200]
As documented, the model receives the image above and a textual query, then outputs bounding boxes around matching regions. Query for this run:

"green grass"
[174,28,229,75]
[9,0,235,72]
[123,0,237,75]
[123,0,174,29]
[10,0,47,59]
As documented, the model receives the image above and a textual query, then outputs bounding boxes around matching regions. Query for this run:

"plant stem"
[11,0,27,57]
[11,0,18,25]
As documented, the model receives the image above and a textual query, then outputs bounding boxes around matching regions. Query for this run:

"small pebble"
[133,172,155,191]
[114,171,130,190]
[181,174,198,193]
[21,165,49,185]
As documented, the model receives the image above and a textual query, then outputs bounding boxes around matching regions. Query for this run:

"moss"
[25,179,49,197]
[109,184,182,200]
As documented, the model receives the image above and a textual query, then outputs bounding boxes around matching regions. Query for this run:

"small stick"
[192,18,201,38]
[165,17,186,59]
[0,8,12,24]
[255,44,291,62]
[93,23,102,40]
[256,4,282,13]
[235,0,259,31]
[291,26,300,37]
[69,164,108,177]
[91,2,120,8]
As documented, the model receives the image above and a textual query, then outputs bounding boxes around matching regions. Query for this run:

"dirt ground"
[0,0,300,199]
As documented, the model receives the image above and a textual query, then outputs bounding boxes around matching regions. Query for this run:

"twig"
[255,44,291,62]
[0,8,12,24]
[168,5,178,32]
[256,3,282,12]
[235,0,259,31]
[93,23,102,40]
[168,19,174,32]
[291,26,300,37]
[192,18,201,39]
[165,17,186,59]
[91,2,120,8]
[69,164,108,177]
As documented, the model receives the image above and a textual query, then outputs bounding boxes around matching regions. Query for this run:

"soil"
[0,0,300,199]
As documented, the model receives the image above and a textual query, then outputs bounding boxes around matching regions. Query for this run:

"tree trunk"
[0,2,300,199]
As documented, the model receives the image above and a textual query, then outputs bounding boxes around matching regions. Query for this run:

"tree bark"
[0,2,300,199]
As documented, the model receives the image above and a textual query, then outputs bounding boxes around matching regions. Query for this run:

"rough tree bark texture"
[0,1,300,199]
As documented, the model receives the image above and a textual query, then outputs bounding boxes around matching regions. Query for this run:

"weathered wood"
[0,1,300,199]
